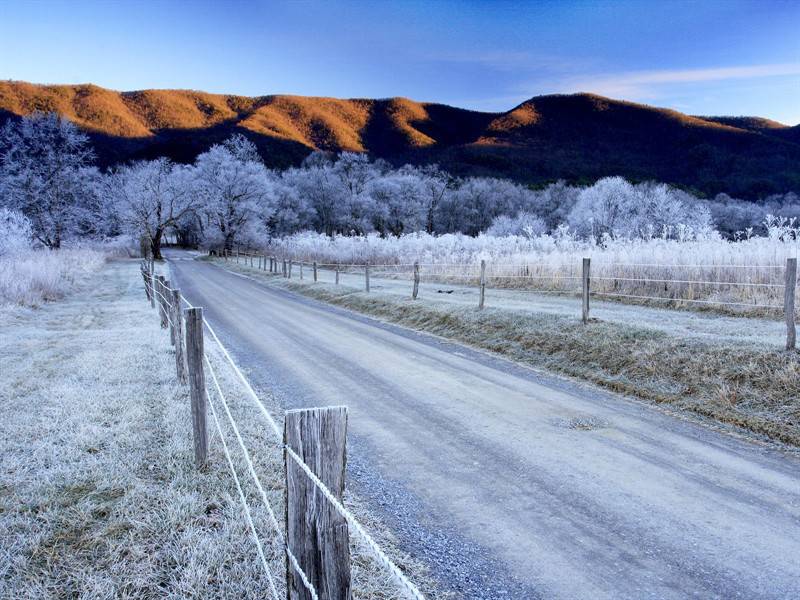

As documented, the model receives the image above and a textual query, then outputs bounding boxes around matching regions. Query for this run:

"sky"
[1,0,799,124]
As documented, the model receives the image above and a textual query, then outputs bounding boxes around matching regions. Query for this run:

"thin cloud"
[431,50,592,74]
[550,63,800,99]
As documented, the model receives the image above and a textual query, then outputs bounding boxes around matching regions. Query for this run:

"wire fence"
[141,261,426,600]
[210,247,799,350]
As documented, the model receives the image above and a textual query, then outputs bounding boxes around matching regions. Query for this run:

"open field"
[208,254,800,447]
[0,259,436,599]
[264,231,800,315]
[0,248,109,307]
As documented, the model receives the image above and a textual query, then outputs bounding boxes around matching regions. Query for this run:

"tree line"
[1,112,797,257]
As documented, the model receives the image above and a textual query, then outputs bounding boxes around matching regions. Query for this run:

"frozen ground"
[172,251,800,599]
[0,259,436,599]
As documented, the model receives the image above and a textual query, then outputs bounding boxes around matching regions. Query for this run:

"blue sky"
[1,0,798,123]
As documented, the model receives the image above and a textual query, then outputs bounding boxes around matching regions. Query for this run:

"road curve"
[167,251,800,600]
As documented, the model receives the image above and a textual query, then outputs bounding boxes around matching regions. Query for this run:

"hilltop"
[1,81,799,198]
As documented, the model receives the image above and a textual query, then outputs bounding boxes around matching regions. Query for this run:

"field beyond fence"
[216,245,800,350]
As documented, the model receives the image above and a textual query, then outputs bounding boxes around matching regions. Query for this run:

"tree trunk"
[224,231,236,253]
[151,229,164,260]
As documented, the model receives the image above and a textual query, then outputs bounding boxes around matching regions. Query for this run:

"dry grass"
[0,259,441,599]
[266,232,800,316]
[0,249,109,307]
[213,257,800,448]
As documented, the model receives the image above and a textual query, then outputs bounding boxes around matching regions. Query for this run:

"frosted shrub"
[0,208,32,257]
[0,248,107,307]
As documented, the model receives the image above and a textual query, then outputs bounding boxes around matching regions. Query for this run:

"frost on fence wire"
[175,295,425,600]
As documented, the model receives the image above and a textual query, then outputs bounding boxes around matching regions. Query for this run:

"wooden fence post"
[478,260,486,309]
[785,257,797,350]
[163,279,176,346]
[185,308,208,468]
[335,264,340,285]
[148,270,156,309]
[412,261,420,300]
[284,406,351,600]
[156,276,169,329]
[300,262,304,280]
[365,263,370,293]
[283,259,288,277]
[171,289,187,384]
[141,263,152,302]
[313,261,318,282]
[582,257,591,324]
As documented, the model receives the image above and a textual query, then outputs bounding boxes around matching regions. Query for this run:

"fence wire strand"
[175,286,425,600]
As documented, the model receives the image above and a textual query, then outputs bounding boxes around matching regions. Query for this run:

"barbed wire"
[175,290,426,600]
[589,276,784,288]
[204,355,320,600]
[205,386,283,600]
[590,291,782,309]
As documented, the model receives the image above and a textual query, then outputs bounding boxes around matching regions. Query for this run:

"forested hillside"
[1,81,799,198]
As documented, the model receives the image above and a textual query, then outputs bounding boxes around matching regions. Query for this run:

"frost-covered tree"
[568,177,715,241]
[399,165,453,234]
[108,158,197,258]
[284,162,343,236]
[567,176,635,240]
[194,135,274,250]
[529,180,582,230]
[264,176,315,237]
[485,211,547,238]
[435,177,518,235]
[367,173,427,236]
[0,112,95,248]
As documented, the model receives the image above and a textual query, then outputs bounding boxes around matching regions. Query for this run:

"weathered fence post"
[284,406,351,600]
[148,269,156,308]
[156,276,169,329]
[365,263,370,293]
[313,261,318,282]
[171,289,187,384]
[335,264,340,285]
[283,259,288,277]
[412,261,420,300]
[185,308,208,468]
[300,262,304,280]
[478,260,486,309]
[582,257,591,324]
[163,279,176,346]
[141,263,152,302]
[785,257,797,350]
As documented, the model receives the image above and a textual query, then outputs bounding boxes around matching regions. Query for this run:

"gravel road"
[168,251,800,600]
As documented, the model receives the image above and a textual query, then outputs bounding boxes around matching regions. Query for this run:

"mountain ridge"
[1,80,799,198]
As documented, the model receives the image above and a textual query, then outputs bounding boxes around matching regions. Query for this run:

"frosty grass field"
[266,229,800,313]
[0,257,436,599]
